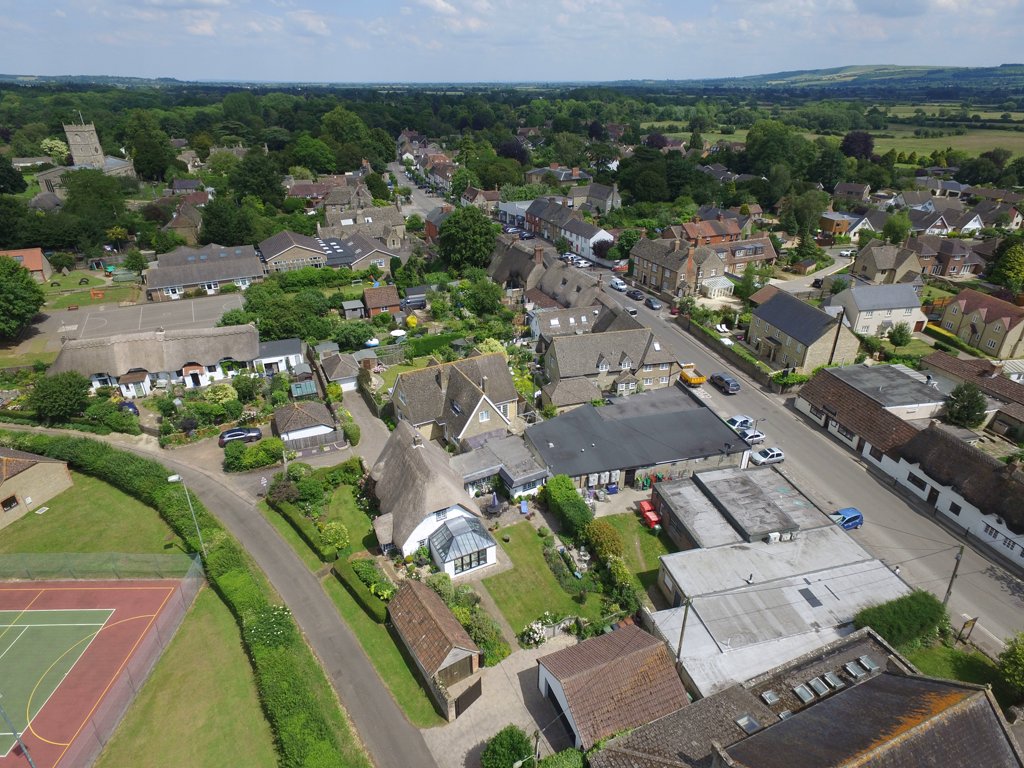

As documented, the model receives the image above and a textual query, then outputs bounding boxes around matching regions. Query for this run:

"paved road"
[40,293,244,341]
[606,287,1024,653]
[389,161,443,219]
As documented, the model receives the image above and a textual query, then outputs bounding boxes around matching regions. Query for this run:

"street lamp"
[512,730,541,768]
[167,474,207,558]
[0,693,37,768]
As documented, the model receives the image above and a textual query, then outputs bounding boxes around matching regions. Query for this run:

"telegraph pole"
[675,597,692,660]
[942,544,965,608]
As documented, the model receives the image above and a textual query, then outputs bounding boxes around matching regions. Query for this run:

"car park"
[726,415,754,431]
[609,278,627,291]
[750,446,785,465]
[709,372,741,394]
[218,427,263,448]
[738,428,765,445]
[644,297,663,310]
[626,288,645,301]
[117,401,140,416]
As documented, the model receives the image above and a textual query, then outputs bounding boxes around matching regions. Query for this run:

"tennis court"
[0,579,191,768]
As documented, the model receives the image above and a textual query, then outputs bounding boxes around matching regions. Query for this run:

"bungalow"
[273,401,335,442]
[0,448,73,530]
[144,243,264,302]
[827,284,928,335]
[536,626,688,750]
[847,210,891,240]
[47,325,259,397]
[319,353,360,392]
[258,230,327,273]
[449,434,549,499]
[363,285,401,318]
[748,292,860,373]
[973,200,1024,230]
[255,338,304,375]
[391,352,518,448]
[0,248,52,283]
[369,421,498,576]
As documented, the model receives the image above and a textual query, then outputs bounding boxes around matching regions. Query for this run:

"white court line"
[0,623,107,628]
[0,627,29,663]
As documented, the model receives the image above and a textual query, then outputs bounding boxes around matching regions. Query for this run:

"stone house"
[828,284,928,336]
[749,292,860,372]
[938,288,1024,358]
[851,240,923,285]
[0,448,73,530]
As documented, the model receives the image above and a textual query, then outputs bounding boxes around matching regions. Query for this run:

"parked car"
[644,297,663,310]
[611,262,629,273]
[218,427,263,448]
[726,415,754,431]
[609,278,627,291]
[625,307,639,317]
[669,304,680,316]
[560,252,574,261]
[506,227,520,234]
[738,428,766,445]
[750,446,785,465]
[117,401,140,416]
[832,507,864,530]
[709,372,741,394]
[811,278,823,289]
[838,249,855,257]
[626,288,645,301]
[519,232,536,240]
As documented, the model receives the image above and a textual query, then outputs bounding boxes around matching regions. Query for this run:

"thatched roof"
[370,421,477,549]
[49,325,259,379]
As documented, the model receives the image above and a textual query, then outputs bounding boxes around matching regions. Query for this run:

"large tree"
[438,206,499,273]
[882,211,911,245]
[229,151,284,207]
[998,632,1024,700]
[840,131,875,160]
[30,371,91,423]
[990,244,1024,294]
[944,382,987,428]
[0,154,27,194]
[0,255,45,338]
[124,111,177,181]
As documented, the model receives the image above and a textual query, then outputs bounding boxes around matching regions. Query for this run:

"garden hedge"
[0,431,368,768]
[405,332,462,357]
[332,557,388,623]
[853,589,948,649]
[267,499,338,562]
[922,325,987,357]
[543,475,593,541]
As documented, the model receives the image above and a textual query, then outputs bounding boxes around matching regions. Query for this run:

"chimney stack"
[673,239,681,252]
[412,433,423,448]
[717,213,725,222]
[549,162,559,170]
[572,167,580,179]
[534,245,544,266]
[481,375,488,392]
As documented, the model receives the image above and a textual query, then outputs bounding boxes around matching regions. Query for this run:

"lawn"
[0,342,57,369]
[483,522,607,630]
[47,282,141,309]
[257,500,322,571]
[327,484,377,551]
[905,643,1016,710]
[0,472,180,554]
[95,587,278,768]
[324,283,375,301]
[920,284,955,303]
[42,270,107,294]
[880,337,936,359]
[321,574,443,727]
[601,513,674,589]
[379,356,431,390]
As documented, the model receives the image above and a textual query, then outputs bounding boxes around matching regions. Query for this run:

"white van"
[609,278,627,291]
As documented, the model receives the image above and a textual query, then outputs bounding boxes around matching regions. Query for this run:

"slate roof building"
[258,230,328,272]
[749,292,859,373]
[144,243,264,302]
[449,434,549,499]
[537,626,688,749]
[319,353,360,392]
[369,422,497,574]
[272,401,335,442]
[49,325,259,398]
[827,283,928,336]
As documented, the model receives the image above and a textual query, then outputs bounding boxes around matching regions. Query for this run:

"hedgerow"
[542,475,592,541]
[0,431,369,768]
[853,590,948,649]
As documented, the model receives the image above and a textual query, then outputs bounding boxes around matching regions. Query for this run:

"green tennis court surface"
[0,609,112,756]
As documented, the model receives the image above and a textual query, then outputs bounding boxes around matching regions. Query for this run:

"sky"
[0,0,1021,83]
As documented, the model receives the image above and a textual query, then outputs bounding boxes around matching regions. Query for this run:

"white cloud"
[287,9,330,36]
[183,9,218,35]
[415,0,458,14]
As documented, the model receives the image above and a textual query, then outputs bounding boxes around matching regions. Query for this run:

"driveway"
[421,636,576,768]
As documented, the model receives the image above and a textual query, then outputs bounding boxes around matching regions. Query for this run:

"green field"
[0,607,113,755]
[483,522,606,630]
[95,587,278,768]
[47,283,141,309]
[0,472,180,554]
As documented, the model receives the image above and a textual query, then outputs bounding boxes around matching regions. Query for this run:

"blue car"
[834,508,864,530]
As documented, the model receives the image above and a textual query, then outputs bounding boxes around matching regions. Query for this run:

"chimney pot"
[412,433,423,447]
[534,245,544,265]
[572,167,579,179]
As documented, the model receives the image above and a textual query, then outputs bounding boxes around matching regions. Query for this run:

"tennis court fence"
[0,552,204,768]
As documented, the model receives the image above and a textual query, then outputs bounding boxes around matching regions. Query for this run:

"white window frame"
[479,410,490,423]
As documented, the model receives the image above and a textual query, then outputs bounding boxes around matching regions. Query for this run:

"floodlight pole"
[0,695,37,768]
[167,474,207,558]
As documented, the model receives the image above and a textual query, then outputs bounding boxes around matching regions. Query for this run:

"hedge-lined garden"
[922,324,989,358]
[0,431,369,768]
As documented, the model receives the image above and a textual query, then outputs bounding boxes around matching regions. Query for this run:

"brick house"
[749,292,860,372]
[362,285,401,318]
[0,248,53,283]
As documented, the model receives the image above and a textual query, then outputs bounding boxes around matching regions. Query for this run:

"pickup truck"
[679,363,707,387]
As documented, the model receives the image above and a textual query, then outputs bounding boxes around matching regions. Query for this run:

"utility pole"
[674,596,692,661]
[943,544,965,608]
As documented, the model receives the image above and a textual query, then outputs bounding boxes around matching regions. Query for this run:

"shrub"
[268,499,337,562]
[296,475,326,504]
[332,558,387,623]
[481,725,533,768]
[922,324,987,357]
[243,604,298,649]
[343,422,361,446]
[318,521,350,552]
[998,631,1024,700]
[350,558,397,602]
[223,440,247,472]
[325,456,363,487]
[605,555,642,614]
[466,608,511,666]
[425,572,455,604]
[585,519,624,561]
[538,750,584,768]
[544,475,593,541]
[853,590,948,648]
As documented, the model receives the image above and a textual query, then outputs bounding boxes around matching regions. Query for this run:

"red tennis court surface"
[0,580,180,768]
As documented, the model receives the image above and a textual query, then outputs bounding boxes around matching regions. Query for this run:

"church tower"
[63,122,105,168]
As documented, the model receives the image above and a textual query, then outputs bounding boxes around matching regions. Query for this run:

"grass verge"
[257,499,322,571]
[484,521,606,630]
[0,471,180,554]
[95,587,278,768]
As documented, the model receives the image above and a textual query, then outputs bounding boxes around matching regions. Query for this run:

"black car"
[519,232,536,240]
[117,401,139,416]
[625,288,645,301]
[218,427,263,448]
